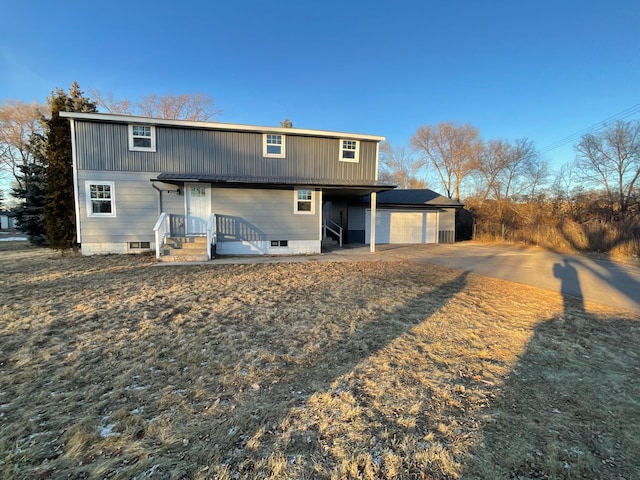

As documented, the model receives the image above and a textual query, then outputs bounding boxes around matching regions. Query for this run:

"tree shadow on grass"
[1,251,474,479]
[206,269,473,478]
[462,291,640,478]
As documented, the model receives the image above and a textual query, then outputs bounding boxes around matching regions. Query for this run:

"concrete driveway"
[374,243,640,314]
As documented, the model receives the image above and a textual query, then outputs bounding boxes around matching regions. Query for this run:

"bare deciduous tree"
[477,138,545,201]
[0,100,46,190]
[280,118,293,128]
[379,141,424,188]
[88,90,132,115]
[90,90,221,121]
[574,120,640,216]
[410,121,481,200]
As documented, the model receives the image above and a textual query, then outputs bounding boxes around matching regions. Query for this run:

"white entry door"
[185,183,211,235]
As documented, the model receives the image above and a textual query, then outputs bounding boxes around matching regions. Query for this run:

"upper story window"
[86,181,116,217]
[263,133,286,158]
[340,139,359,163]
[129,124,156,152]
[294,189,314,214]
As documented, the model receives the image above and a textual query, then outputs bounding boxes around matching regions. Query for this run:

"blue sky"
[1,0,638,174]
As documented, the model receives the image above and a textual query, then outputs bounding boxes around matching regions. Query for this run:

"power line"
[540,103,640,154]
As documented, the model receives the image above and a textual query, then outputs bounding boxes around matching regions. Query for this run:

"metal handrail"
[323,218,343,247]
[153,212,168,259]
[206,212,217,260]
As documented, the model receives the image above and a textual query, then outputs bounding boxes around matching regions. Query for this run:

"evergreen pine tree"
[43,82,96,251]
[12,162,48,244]
[12,130,48,243]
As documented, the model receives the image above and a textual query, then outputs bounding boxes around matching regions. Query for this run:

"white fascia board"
[69,119,82,243]
[59,111,386,142]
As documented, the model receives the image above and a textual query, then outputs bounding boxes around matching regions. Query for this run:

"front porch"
[151,183,386,262]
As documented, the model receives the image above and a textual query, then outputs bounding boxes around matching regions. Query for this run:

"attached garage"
[365,209,438,244]
[346,189,463,245]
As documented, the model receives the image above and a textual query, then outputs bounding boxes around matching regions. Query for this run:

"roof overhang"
[60,111,386,142]
[152,173,395,195]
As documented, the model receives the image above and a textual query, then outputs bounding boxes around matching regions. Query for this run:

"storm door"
[185,183,211,235]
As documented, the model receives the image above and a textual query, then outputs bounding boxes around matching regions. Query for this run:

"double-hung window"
[86,181,116,217]
[263,133,286,158]
[294,189,314,214]
[340,139,359,162]
[129,124,156,152]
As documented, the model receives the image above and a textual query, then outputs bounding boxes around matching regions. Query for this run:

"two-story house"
[61,112,399,260]
[61,112,461,260]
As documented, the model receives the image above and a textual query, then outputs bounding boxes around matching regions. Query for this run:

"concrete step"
[160,236,210,262]
[163,241,208,250]
[162,246,208,255]
[160,252,210,262]
[165,236,208,247]
[169,236,208,243]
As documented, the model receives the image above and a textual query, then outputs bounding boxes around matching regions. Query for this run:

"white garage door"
[365,209,438,244]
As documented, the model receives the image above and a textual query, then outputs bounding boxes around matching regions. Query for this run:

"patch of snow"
[99,423,119,438]
[0,237,27,242]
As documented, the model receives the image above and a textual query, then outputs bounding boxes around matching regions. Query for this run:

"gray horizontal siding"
[75,121,378,182]
[78,170,162,243]
[212,188,319,242]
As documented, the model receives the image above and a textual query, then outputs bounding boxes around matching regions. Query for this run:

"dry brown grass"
[1,241,639,479]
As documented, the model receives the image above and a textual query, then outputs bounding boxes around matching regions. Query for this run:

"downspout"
[151,180,163,215]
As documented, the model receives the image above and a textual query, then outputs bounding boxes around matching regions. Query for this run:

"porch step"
[160,236,210,262]
[160,253,210,263]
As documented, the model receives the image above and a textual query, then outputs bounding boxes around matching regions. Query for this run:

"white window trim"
[263,133,286,158]
[129,124,156,152]
[339,139,360,163]
[294,189,315,215]
[86,181,116,217]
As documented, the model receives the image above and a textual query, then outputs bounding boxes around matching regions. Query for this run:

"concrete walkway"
[174,242,640,313]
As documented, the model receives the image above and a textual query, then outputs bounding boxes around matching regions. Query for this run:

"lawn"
[1,242,639,479]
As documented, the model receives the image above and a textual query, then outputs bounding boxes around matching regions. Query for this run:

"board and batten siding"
[212,188,319,242]
[78,170,161,244]
[74,121,378,182]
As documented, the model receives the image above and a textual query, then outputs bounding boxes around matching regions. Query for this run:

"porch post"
[369,191,377,253]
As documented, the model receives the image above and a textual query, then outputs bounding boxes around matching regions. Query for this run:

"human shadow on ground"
[553,258,585,314]
[557,225,640,312]
[462,266,640,478]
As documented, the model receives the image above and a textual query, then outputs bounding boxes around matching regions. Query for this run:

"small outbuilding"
[0,210,16,230]
[348,189,463,244]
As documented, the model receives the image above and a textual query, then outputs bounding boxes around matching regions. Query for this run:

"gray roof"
[363,189,464,207]
[155,173,395,191]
